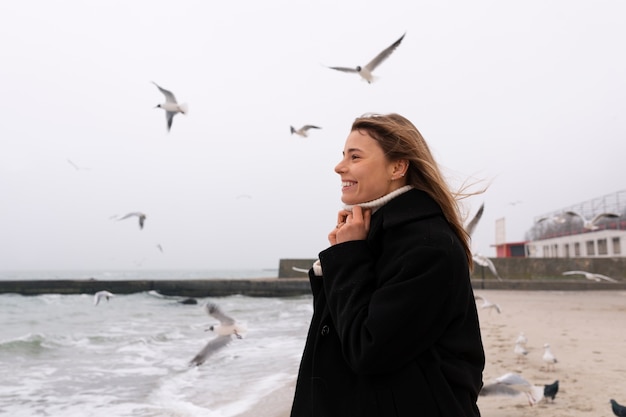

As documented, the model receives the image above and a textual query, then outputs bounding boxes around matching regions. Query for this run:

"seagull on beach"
[515,332,528,346]
[152,81,188,132]
[562,270,618,283]
[542,343,558,371]
[474,294,501,314]
[327,32,406,83]
[564,210,620,230]
[611,399,626,416]
[290,125,321,137]
[189,302,246,367]
[514,341,528,363]
[94,290,114,306]
[543,380,559,402]
[480,372,544,406]
[117,212,147,230]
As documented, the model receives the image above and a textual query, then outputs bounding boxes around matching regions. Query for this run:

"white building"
[526,229,626,258]
[525,189,626,258]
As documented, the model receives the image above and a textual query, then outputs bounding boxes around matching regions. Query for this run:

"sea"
[0,269,313,416]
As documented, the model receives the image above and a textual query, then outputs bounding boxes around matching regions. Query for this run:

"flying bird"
[327,32,406,83]
[189,302,246,367]
[473,253,503,281]
[474,294,501,314]
[611,399,626,417]
[542,343,558,371]
[564,210,620,230]
[67,159,90,171]
[290,125,321,137]
[480,372,544,406]
[464,203,484,237]
[152,81,188,132]
[117,212,147,230]
[562,270,618,283]
[94,290,114,306]
[543,380,559,402]
[536,214,566,224]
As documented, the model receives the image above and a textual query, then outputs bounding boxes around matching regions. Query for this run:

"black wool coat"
[290,189,484,417]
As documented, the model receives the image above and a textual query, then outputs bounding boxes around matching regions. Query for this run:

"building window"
[574,242,580,256]
[564,243,570,258]
[597,239,608,255]
[613,237,622,255]
[543,245,549,257]
[552,244,558,258]
[586,240,595,256]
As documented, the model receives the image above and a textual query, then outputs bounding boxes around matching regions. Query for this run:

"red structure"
[494,241,528,258]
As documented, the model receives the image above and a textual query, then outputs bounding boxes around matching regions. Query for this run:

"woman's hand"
[328,206,371,245]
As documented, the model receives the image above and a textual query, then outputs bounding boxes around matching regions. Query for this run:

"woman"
[290,113,484,417]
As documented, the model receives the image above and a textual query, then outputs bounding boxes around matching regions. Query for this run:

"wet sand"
[237,290,626,417]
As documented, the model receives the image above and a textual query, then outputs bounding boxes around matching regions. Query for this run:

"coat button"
[320,325,330,336]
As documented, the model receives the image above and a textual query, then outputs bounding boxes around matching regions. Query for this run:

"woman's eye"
[350,154,360,160]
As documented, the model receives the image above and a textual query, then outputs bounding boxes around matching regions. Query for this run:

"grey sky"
[1,1,624,270]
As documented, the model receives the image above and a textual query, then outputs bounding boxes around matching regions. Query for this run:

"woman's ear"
[392,159,408,178]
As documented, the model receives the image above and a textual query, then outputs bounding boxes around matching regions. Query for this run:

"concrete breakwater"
[1,277,626,297]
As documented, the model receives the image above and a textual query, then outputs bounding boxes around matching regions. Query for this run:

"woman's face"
[335,129,402,205]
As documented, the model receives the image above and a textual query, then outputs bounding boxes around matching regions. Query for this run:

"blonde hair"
[351,113,478,269]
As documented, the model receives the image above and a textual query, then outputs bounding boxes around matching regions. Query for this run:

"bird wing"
[118,212,140,221]
[302,125,321,131]
[564,210,584,221]
[465,203,484,237]
[562,270,587,278]
[206,303,236,325]
[165,111,175,131]
[328,66,359,73]
[480,382,524,398]
[592,273,618,283]
[363,32,405,72]
[152,81,177,103]
[590,212,620,224]
[485,258,503,281]
[189,335,232,366]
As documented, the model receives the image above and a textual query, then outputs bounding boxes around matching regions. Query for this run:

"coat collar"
[373,188,444,230]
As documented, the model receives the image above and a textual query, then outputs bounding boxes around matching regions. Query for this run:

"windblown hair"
[351,113,477,269]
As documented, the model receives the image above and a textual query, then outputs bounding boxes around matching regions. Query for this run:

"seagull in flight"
[480,372,544,406]
[473,253,503,281]
[117,212,147,230]
[536,214,566,224]
[189,302,246,367]
[474,294,501,314]
[290,125,321,137]
[562,270,618,283]
[152,81,188,132]
[94,290,114,306]
[564,210,620,230]
[328,32,406,83]
[464,203,484,237]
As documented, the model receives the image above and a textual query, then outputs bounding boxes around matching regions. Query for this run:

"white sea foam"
[0,291,312,416]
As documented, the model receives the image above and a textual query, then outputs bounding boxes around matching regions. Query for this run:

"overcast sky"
[1,0,625,271]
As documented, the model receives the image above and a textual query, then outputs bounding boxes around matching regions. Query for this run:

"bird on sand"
[515,331,528,346]
[189,302,247,367]
[327,32,406,83]
[564,210,620,230]
[117,212,147,230]
[543,380,559,402]
[152,81,188,132]
[542,343,558,371]
[562,270,618,283]
[611,399,626,416]
[94,290,114,306]
[290,125,321,137]
[474,294,501,314]
[514,341,528,363]
[480,372,544,406]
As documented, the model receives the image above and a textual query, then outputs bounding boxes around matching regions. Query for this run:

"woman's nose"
[334,160,346,174]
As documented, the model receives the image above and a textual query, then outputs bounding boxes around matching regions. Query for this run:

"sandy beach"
[238,289,626,417]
